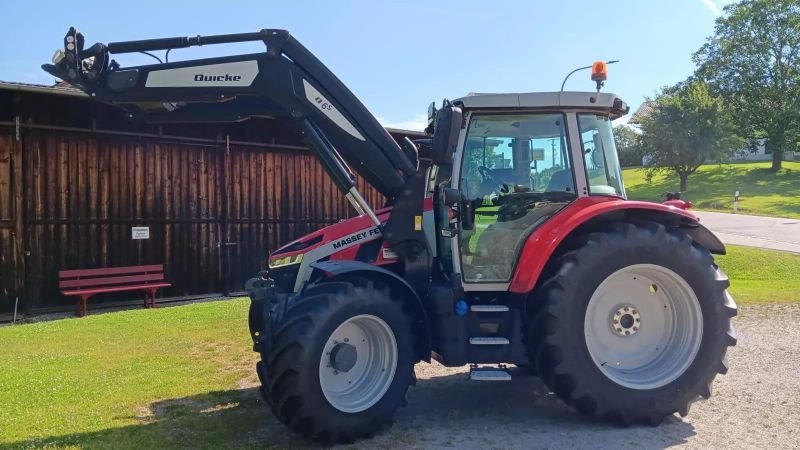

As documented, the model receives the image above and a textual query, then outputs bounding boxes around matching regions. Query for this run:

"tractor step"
[470,304,509,312]
[469,337,510,345]
[469,366,512,381]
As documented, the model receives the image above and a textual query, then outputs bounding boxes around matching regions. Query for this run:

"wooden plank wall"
[223,145,383,292]
[0,132,20,313]
[1,128,384,312]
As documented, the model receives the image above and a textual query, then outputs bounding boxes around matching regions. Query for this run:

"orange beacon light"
[591,61,608,83]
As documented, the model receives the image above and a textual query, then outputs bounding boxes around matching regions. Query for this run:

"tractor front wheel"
[531,222,737,425]
[260,278,417,444]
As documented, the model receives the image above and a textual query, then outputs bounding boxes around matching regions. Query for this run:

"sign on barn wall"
[131,227,150,240]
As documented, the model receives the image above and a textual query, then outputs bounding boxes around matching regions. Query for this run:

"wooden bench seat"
[59,264,171,317]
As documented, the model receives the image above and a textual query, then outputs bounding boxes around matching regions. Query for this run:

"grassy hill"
[623,161,800,218]
[716,245,800,303]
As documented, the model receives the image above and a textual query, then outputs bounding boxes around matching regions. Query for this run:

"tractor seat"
[546,170,574,193]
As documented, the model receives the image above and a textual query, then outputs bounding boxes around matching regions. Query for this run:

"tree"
[613,125,644,167]
[694,0,800,170]
[639,80,741,191]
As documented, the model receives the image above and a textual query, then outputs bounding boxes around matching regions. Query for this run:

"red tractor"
[45,28,736,444]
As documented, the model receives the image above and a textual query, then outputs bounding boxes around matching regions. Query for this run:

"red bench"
[59,264,171,317]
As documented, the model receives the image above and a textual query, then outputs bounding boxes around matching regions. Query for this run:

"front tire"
[260,278,417,443]
[531,222,737,425]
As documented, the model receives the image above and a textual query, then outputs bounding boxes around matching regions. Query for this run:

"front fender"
[509,196,724,294]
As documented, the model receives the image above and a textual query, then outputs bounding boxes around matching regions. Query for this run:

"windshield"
[460,113,576,200]
[578,114,625,197]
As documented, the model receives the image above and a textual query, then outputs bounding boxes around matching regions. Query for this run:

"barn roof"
[0,80,427,139]
[629,101,656,125]
[0,80,87,97]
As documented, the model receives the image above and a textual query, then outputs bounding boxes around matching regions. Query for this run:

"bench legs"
[76,294,91,317]
[144,288,158,309]
[71,288,161,317]
[74,290,158,317]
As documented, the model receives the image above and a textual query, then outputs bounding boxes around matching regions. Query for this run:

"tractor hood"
[265,206,393,292]
[269,206,393,264]
[266,197,433,292]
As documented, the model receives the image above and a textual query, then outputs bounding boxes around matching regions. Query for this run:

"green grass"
[623,161,800,218]
[0,299,289,449]
[0,244,797,448]
[716,245,800,304]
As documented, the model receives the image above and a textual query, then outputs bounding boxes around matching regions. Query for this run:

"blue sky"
[1,0,733,129]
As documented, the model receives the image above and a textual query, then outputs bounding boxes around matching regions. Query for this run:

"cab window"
[578,114,625,197]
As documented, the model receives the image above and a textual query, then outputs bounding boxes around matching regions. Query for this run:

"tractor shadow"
[389,365,697,449]
[4,366,695,450]
[1,387,303,450]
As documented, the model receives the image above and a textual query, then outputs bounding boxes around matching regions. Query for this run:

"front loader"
[45,27,737,444]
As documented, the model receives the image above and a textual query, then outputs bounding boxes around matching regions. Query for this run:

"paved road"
[694,211,800,253]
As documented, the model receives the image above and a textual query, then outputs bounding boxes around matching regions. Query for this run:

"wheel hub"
[319,314,398,413]
[329,342,357,372]
[612,305,641,336]
[584,264,703,390]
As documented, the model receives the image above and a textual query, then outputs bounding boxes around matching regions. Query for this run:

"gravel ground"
[337,303,800,450]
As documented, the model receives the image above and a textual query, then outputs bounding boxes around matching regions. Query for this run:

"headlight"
[52,49,66,64]
[269,253,303,269]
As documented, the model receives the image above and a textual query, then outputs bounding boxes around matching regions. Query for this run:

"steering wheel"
[476,166,509,198]
[478,166,494,181]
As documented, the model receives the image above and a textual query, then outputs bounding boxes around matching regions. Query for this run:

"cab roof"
[453,91,629,118]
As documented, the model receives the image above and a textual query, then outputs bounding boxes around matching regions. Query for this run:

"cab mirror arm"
[461,197,475,231]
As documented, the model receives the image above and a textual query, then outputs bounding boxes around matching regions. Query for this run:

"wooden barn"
[0,80,425,315]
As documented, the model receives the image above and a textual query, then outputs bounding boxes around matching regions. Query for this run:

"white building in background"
[730,139,770,161]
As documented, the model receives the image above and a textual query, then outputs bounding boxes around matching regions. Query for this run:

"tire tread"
[256,277,417,444]
[530,221,737,425]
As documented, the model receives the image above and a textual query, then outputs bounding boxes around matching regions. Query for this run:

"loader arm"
[43,27,415,201]
[43,26,431,281]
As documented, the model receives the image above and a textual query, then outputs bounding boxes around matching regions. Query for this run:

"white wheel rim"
[584,264,703,390]
[319,314,398,413]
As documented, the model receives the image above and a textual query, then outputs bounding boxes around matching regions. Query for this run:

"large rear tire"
[258,278,417,444]
[531,222,737,425]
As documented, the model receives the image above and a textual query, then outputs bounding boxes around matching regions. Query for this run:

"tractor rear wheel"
[259,278,417,444]
[531,222,737,425]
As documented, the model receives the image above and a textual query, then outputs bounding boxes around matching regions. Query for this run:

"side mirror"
[443,187,474,231]
[430,100,463,166]
[443,187,460,206]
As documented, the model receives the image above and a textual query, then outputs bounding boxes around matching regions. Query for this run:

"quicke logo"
[194,74,243,82]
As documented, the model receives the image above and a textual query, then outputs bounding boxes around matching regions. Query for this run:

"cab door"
[452,112,578,285]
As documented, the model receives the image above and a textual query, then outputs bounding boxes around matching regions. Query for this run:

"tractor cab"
[428,92,629,284]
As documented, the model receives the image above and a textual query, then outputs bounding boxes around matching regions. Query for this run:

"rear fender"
[309,260,431,362]
[509,197,725,294]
